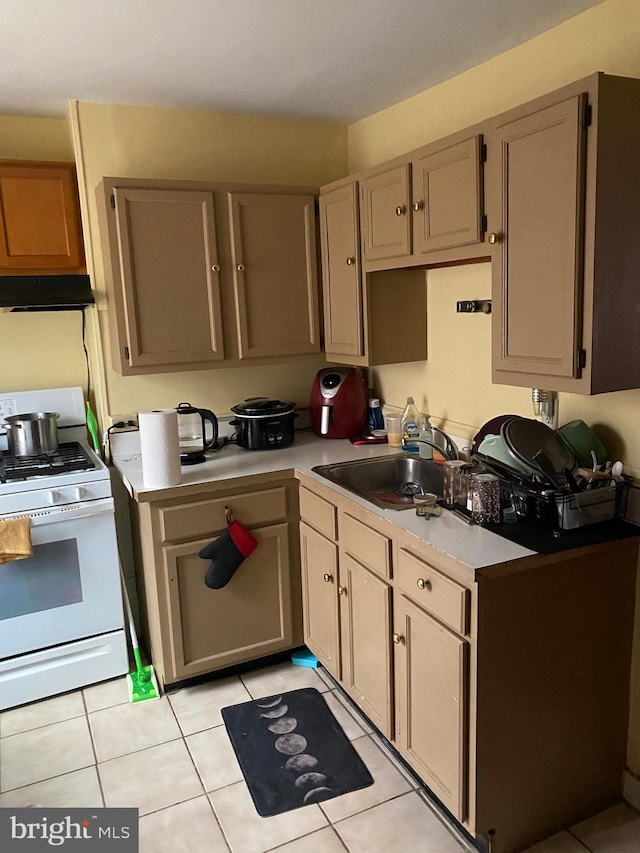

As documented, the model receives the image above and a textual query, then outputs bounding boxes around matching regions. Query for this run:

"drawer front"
[299,486,337,540]
[397,548,469,635]
[340,512,391,579]
[159,486,288,543]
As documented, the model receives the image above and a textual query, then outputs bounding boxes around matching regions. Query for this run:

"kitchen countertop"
[111,428,538,572]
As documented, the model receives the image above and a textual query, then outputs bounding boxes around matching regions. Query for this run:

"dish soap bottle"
[418,413,433,460]
[401,396,420,452]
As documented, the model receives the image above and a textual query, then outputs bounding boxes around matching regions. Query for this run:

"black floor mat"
[222,687,374,817]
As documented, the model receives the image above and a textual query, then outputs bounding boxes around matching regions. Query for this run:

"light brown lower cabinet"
[297,474,639,853]
[130,479,302,687]
[394,594,468,819]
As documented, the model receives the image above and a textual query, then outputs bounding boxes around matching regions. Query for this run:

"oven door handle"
[2,498,115,526]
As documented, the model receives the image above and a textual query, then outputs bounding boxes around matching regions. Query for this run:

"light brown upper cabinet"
[358,128,488,272]
[319,181,364,359]
[98,178,320,375]
[319,178,428,368]
[227,192,320,359]
[489,73,640,394]
[0,160,85,273]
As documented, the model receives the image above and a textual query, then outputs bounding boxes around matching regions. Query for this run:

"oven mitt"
[199,520,258,589]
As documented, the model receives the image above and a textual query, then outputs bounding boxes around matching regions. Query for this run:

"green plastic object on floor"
[120,565,160,703]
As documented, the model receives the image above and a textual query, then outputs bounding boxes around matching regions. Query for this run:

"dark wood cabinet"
[0,160,85,273]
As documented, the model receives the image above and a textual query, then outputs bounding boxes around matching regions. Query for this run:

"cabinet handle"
[346,257,355,266]
[338,586,347,596]
[323,573,333,583]
[392,632,405,645]
[488,232,502,245]
[413,200,424,212]
[395,205,406,216]
[416,577,432,591]
[236,263,246,272]
[211,264,221,272]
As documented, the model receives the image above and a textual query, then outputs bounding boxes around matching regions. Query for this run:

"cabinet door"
[112,188,224,369]
[228,193,320,358]
[319,183,364,357]
[394,595,468,821]
[0,162,84,272]
[300,522,340,679]
[163,522,293,682]
[412,136,484,254]
[492,94,588,381]
[339,553,393,738]
[360,165,411,261]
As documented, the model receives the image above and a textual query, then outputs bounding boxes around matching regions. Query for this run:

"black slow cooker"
[230,398,297,449]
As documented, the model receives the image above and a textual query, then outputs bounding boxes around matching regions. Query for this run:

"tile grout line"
[81,688,106,807]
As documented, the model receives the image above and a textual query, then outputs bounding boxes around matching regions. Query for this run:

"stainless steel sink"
[312,453,445,510]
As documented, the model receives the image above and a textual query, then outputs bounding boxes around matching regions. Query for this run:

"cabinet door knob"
[395,205,407,216]
[416,577,432,591]
[338,586,347,596]
[323,573,333,583]
[236,263,246,272]
[488,232,502,245]
[392,632,405,645]
[346,257,355,266]
[211,264,221,272]
[413,200,424,212]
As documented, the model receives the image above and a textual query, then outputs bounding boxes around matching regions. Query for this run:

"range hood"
[0,275,95,311]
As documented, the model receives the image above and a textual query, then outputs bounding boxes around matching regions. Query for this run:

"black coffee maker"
[176,402,218,464]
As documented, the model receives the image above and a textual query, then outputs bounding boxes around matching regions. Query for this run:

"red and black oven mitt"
[198,518,258,589]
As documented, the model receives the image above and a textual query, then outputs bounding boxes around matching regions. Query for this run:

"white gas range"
[0,386,128,710]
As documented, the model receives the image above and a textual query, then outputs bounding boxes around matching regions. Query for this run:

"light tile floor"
[1,660,639,852]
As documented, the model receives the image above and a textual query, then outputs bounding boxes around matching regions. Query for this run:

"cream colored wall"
[347,0,640,776]
[68,101,347,424]
[0,116,92,394]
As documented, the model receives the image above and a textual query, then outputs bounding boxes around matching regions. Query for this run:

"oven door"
[0,498,124,659]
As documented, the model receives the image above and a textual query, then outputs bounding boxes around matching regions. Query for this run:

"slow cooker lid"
[231,397,296,417]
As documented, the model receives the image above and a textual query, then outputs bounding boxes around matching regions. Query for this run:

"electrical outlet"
[108,412,139,433]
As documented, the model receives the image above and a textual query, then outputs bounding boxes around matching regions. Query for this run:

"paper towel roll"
[139,409,181,488]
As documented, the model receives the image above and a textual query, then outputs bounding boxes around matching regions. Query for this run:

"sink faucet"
[401,426,459,460]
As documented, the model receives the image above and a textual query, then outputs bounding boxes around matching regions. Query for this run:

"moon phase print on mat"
[275,733,308,755]
[284,754,318,772]
[303,787,334,804]
[294,772,328,790]
[268,716,298,735]
[260,704,288,719]
[256,695,282,709]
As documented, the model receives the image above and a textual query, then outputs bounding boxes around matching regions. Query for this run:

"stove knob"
[47,490,61,505]
[73,487,86,501]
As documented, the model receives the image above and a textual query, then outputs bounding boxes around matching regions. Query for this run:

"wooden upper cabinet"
[111,187,224,371]
[412,135,484,255]
[98,179,321,375]
[491,96,587,383]
[360,165,411,262]
[489,73,640,394]
[227,192,320,359]
[319,182,364,359]
[0,160,85,273]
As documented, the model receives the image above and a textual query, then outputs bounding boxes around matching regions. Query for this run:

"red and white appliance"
[310,367,368,439]
[0,387,127,709]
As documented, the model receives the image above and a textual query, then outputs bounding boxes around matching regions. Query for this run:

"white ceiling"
[1,0,604,123]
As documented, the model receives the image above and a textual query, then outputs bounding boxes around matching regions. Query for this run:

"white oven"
[0,387,127,710]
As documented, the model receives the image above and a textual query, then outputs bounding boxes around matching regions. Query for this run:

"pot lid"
[231,397,296,417]
[501,417,576,475]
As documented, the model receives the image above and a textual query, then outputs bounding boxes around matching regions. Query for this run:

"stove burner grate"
[0,442,96,483]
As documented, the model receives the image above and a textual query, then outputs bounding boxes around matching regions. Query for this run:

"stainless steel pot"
[3,411,60,456]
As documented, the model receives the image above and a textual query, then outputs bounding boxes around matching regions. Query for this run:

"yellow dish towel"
[0,516,33,564]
